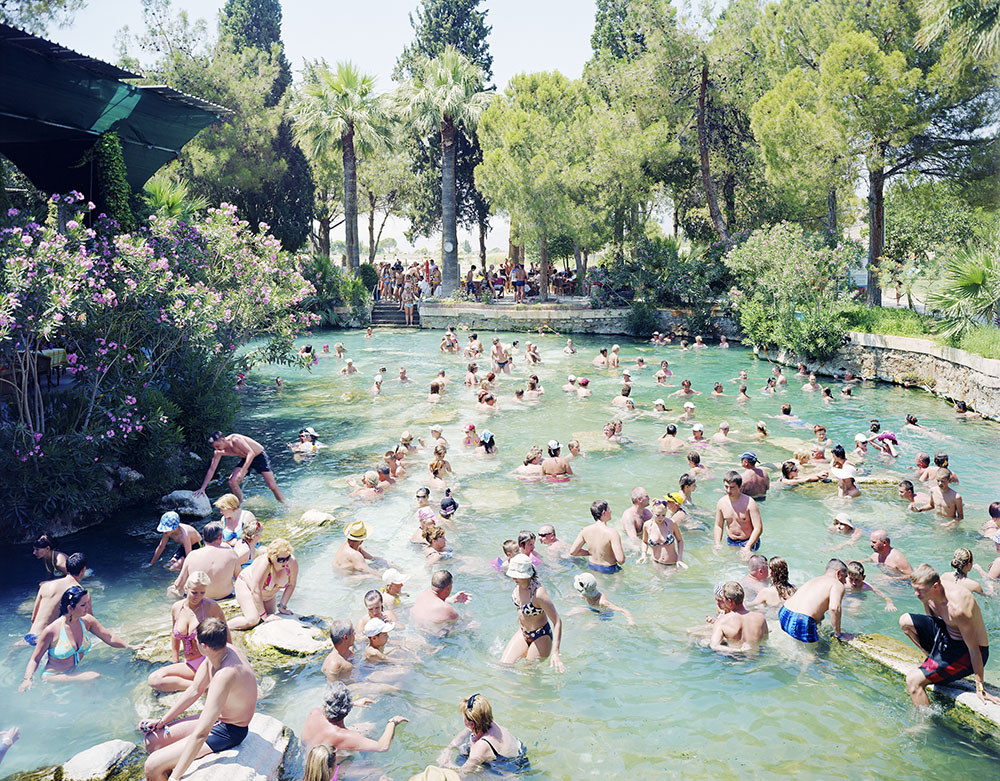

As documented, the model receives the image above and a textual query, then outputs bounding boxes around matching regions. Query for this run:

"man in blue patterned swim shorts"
[779,559,852,644]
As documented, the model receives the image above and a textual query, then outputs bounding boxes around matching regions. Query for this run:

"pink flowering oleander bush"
[724,221,864,360]
[0,195,318,536]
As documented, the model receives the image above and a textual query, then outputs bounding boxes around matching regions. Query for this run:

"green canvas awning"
[0,23,226,194]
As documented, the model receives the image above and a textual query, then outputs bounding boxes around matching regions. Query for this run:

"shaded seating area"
[0,22,225,196]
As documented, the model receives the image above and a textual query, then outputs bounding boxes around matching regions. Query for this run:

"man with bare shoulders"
[714,471,763,560]
[900,564,998,707]
[914,468,964,528]
[411,570,471,626]
[739,554,770,603]
[140,618,258,781]
[569,500,626,574]
[194,431,285,504]
[25,553,87,646]
[538,524,570,557]
[302,680,407,754]
[333,521,380,574]
[620,487,651,541]
[710,582,768,653]
[869,529,912,577]
[321,621,356,681]
[738,452,770,501]
[779,559,851,643]
[898,480,931,511]
[171,523,240,600]
[541,440,573,477]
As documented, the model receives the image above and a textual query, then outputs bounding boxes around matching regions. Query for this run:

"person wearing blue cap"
[143,512,204,570]
[739,452,770,501]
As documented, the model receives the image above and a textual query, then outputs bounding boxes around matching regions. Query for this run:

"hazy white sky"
[48,0,599,252]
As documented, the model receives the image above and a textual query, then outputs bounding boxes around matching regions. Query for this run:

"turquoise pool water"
[3,328,1000,778]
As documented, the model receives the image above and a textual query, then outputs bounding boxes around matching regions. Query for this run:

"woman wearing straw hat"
[333,521,380,574]
[500,554,564,672]
[228,538,298,630]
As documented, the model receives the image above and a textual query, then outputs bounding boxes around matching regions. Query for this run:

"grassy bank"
[840,306,1000,360]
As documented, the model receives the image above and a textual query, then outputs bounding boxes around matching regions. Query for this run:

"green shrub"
[953,325,1000,360]
[358,263,379,292]
[788,310,845,361]
[625,300,659,336]
[838,306,935,337]
[92,131,136,232]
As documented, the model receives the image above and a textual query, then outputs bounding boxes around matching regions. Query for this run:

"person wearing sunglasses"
[437,693,528,774]
[228,538,298,630]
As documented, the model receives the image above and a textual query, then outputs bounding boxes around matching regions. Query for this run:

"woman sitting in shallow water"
[147,571,229,692]
[20,586,132,690]
[438,693,529,774]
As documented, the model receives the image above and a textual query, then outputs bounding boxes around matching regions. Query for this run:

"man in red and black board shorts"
[899,564,999,707]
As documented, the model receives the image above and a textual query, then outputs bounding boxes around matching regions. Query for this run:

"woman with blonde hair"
[437,693,528,774]
[303,744,338,781]
[750,557,797,607]
[147,571,228,692]
[945,548,984,594]
[228,538,298,630]
[235,520,263,570]
[213,493,256,547]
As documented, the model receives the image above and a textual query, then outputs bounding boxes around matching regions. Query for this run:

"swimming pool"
[3,328,999,778]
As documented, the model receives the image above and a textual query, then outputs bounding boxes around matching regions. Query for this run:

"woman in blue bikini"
[500,554,564,672]
[214,493,257,547]
[20,586,132,690]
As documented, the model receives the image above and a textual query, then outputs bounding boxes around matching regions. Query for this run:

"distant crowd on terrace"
[375,258,581,306]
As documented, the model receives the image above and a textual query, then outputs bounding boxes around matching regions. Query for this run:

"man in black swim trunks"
[899,564,999,707]
[141,618,259,781]
[194,431,285,504]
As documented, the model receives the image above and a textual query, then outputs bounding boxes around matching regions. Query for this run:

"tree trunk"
[613,202,624,260]
[478,218,487,265]
[317,215,330,257]
[440,117,459,294]
[573,241,583,295]
[342,127,359,271]
[826,186,837,243]
[867,166,884,306]
[368,191,377,263]
[697,61,730,243]
[672,201,679,239]
[539,237,549,302]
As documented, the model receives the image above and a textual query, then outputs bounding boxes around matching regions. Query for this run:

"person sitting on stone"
[170,522,241,601]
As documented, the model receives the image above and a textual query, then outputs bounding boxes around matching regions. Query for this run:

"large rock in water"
[246,617,332,657]
[300,508,336,526]
[183,713,290,781]
[159,489,212,517]
[62,739,142,780]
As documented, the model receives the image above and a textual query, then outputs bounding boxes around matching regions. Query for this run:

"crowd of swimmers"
[11,327,1000,780]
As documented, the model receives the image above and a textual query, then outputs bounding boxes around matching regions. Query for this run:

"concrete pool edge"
[758,332,1000,420]
[847,633,1000,739]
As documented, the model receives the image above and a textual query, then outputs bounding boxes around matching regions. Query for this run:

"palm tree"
[396,46,492,294]
[291,60,390,270]
[143,171,209,222]
[927,228,1000,337]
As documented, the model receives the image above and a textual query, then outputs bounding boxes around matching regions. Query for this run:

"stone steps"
[370,301,419,327]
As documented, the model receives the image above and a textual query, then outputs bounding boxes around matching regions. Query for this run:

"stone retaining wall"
[418,302,631,334]
[762,331,1000,419]
[418,302,738,337]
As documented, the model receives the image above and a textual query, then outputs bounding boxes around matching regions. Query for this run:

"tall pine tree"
[394,0,494,263]
[218,0,313,250]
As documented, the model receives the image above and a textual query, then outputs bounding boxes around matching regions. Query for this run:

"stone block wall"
[763,331,1000,419]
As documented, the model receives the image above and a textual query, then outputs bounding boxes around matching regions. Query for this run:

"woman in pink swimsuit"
[146,571,228,692]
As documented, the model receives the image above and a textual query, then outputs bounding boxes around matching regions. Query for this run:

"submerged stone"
[159,490,212,517]
[245,616,332,657]
[62,739,143,781]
